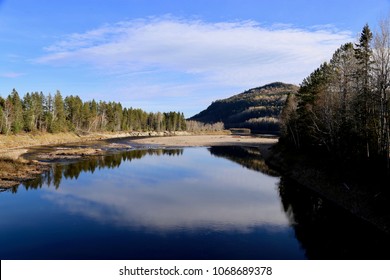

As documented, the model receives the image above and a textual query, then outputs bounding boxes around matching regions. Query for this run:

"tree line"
[281,20,390,169]
[0,90,186,134]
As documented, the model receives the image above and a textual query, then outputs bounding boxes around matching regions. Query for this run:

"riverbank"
[0,133,277,189]
[0,131,184,188]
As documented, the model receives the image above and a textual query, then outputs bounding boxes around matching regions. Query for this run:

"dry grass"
[0,132,110,188]
[0,132,90,150]
[36,148,104,161]
[51,148,102,156]
[0,159,48,188]
[0,132,89,161]
[0,131,188,150]
[0,149,29,160]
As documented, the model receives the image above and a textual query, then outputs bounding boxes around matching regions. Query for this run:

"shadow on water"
[195,146,390,259]
[278,177,390,259]
[207,146,390,259]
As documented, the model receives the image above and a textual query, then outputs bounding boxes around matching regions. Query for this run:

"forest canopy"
[0,90,187,134]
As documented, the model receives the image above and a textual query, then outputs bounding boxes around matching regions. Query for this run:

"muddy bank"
[0,135,134,188]
[0,159,50,189]
[266,144,390,234]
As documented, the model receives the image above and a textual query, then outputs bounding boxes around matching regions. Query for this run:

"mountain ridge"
[190,82,298,133]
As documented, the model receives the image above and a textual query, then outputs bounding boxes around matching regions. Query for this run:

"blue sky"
[0,0,389,117]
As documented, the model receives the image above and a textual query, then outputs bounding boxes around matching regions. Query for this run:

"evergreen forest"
[280,22,390,170]
[0,90,187,134]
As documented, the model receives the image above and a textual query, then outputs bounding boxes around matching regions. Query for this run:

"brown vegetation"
[0,159,49,188]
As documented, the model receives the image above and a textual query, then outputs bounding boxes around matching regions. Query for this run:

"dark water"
[1,146,389,259]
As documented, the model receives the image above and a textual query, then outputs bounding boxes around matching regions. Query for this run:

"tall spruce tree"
[51,91,66,133]
[23,93,35,132]
[355,24,374,158]
[9,89,24,133]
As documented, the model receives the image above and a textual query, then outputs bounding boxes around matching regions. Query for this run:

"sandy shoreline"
[130,134,278,147]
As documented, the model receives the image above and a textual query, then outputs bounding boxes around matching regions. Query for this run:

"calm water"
[1,146,390,259]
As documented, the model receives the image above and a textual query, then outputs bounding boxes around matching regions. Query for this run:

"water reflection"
[2,145,390,259]
[15,149,183,192]
[1,146,307,259]
[36,148,286,232]
[278,178,390,259]
[208,146,278,176]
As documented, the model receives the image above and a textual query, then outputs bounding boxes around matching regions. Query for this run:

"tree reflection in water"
[278,178,390,259]
[198,146,390,259]
[14,149,183,192]
[208,146,278,176]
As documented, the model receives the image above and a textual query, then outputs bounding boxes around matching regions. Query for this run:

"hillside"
[190,82,299,133]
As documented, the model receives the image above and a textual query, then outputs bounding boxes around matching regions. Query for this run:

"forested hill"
[189,82,298,133]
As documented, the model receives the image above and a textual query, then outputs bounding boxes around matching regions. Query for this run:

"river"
[0,146,389,259]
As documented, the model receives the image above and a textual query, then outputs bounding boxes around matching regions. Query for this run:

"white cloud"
[36,17,353,88]
[0,71,25,78]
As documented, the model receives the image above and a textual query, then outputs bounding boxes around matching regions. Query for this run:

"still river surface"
[1,145,390,259]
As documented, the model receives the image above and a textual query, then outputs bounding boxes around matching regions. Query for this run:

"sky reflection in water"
[0,147,305,259]
[42,148,286,232]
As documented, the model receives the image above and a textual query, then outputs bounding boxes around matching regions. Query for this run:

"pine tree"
[114,102,123,131]
[64,95,83,131]
[44,93,53,132]
[23,93,35,132]
[9,89,24,133]
[81,102,91,131]
[51,91,67,133]
[2,98,12,134]
[32,92,44,131]
[355,24,375,158]
[121,108,129,131]
[89,99,98,131]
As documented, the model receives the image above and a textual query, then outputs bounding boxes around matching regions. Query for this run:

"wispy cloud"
[0,71,25,78]
[36,17,353,88]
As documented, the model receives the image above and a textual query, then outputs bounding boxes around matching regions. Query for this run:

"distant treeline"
[0,90,186,134]
[281,21,390,169]
[186,120,224,132]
